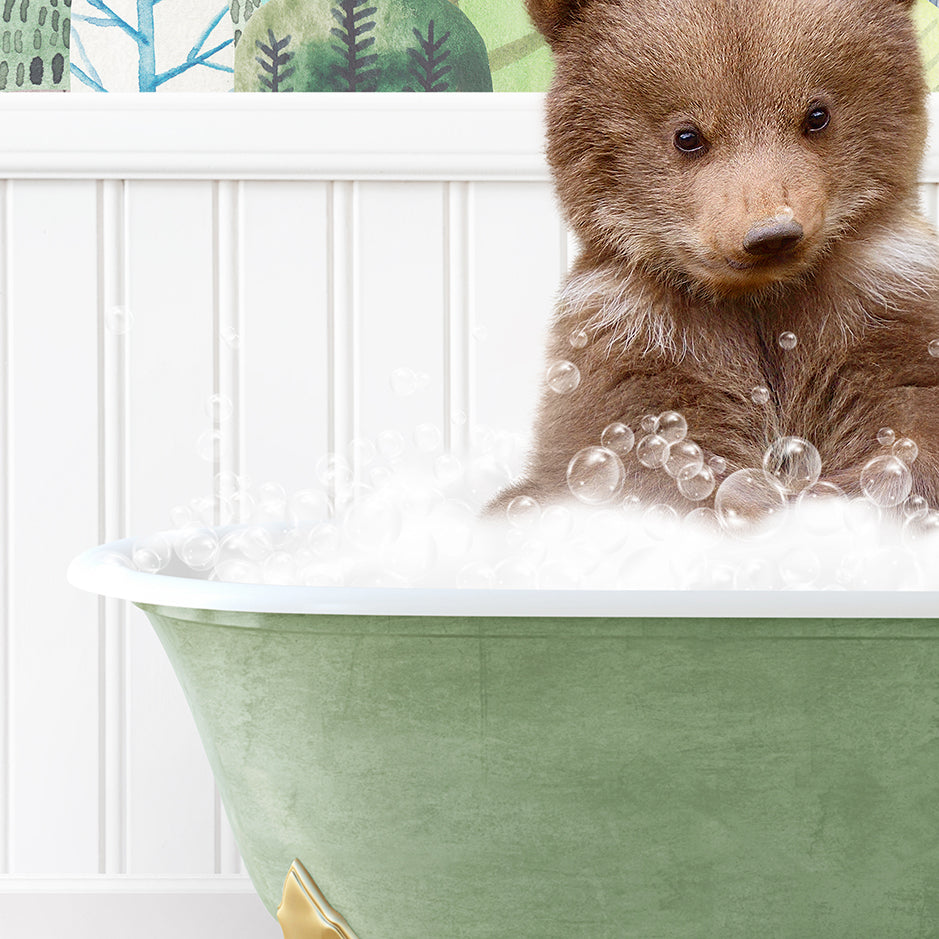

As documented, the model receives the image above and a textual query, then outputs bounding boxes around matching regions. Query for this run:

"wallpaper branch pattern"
[0,0,937,93]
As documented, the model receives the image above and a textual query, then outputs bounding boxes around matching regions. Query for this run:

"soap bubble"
[929,339,939,358]
[465,454,513,504]
[636,434,669,469]
[860,454,913,508]
[204,393,233,422]
[177,527,220,571]
[684,506,721,533]
[262,551,297,585]
[541,504,574,540]
[567,447,625,505]
[903,495,929,520]
[350,437,378,467]
[762,436,822,494]
[170,504,193,529]
[344,494,402,550]
[657,411,688,444]
[892,437,919,465]
[451,410,468,426]
[506,495,541,530]
[569,327,589,349]
[546,361,581,394]
[472,325,488,342]
[457,561,495,589]
[308,522,341,559]
[664,440,703,478]
[214,559,260,584]
[390,367,420,396]
[300,564,344,587]
[677,464,716,501]
[640,414,659,434]
[385,530,437,581]
[714,468,787,537]
[751,386,770,405]
[708,455,728,476]
[494,557,538,589]
[414,423,443,454]
[132,534,171,573]
[600,422,635,456]
[877,427,896,447]
[737,558,775,590]
[105,306,133,335]
[538,560,581,589]
[377,430,406,462]
[316,454,353,489]
[220,326,240,349]
[903,510,939,546]
[196,429,221,462]
[845,497,881,536]
[778,331,798,351]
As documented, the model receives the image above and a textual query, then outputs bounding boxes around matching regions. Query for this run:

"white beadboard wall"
[0,93,938,937]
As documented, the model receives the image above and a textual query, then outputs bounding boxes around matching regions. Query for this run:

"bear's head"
[528,0,927,299]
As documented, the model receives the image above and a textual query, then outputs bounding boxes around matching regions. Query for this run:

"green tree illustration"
[404,19,452,91]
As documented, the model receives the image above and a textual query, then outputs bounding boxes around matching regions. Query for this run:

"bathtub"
[68,534,939,937]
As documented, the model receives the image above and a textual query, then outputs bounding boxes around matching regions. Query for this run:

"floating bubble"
[546,361,581,394]
[105,306,133,335]
[316,454,353,489]
[178,527,220,571]
[390,367,420,396]
[506,495,541,530]
[308,522,341,559]
[762,436,822,494]
[538,560,581,589]
[214,559,260,584]
[929,339,939,358]
[414,423,443,454]
[377,429,406,462]
[665,440,703,478]
[601,422,635,456]
[493,557,538,589]
[683,506,721,533]
[677,464,716,501]
[751,386,770,405]
[300,564,344,587]
[196,429,221,462]
[657,411,688,445]
[640,414,659,434]
[778,331,798,351]
[220,326,241,349]
[845,497,882,536]
[204,393,233,423]
[860,454,913,508]
[464,454,513,504]
[451,410,468,426]
[714,468,787,537]
[540,504,574,540]
[457,561,495,589]
[636,434,669,469]
[569,327,589,349]
[170,504,193,529]
[737,558,775,590]
[566,447,625,505]
[132,534,171,573]
[903,510,939,546]
[877,427,896,447]
[708,455,728,476]
[472,325,488,342]
[350,437,378,467]
[892,437,919,465]
[903,495,929,521]
[262,551,297,585]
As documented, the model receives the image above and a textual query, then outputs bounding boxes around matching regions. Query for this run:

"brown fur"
[493,0,939,512]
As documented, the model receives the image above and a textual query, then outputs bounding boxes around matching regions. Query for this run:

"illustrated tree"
[255,27,293,91]
[329,0,379,92]
[70,0,233,91]
[404,20,451,92]
[0,0,69,90]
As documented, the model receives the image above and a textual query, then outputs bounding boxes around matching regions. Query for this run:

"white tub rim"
[67,535,939,619]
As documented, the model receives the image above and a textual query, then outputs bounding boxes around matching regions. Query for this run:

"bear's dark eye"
[674,127,707,155]
[803,105,830,134]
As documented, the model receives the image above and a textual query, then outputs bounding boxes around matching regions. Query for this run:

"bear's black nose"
[742,219,804,256]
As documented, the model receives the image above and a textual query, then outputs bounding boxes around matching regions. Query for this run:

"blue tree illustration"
[70,0,233,91]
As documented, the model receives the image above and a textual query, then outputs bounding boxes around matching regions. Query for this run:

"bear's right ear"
[525,0,589,44]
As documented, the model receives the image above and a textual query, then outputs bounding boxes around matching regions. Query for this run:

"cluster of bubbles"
[107,406,939,592]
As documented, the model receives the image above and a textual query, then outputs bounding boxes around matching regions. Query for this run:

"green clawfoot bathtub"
[69,536,939,937]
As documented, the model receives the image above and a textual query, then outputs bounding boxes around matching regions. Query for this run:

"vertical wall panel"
[357,182,446,454]
[471,181,563,442]
[0,180,9,875]
[123,181,217,875]
[97,180,128,875]
[8,181,101,873]
[240,181,330,495]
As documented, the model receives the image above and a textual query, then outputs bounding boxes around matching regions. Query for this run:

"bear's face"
[540,0,927,299]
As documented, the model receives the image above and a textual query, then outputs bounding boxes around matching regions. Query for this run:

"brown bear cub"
[494,0,939,516]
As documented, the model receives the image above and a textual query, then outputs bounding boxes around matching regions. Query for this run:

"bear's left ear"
[892,0,917,7]
[525,0,590,44]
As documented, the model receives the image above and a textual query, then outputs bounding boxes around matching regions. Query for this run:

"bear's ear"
[525,0,589,44]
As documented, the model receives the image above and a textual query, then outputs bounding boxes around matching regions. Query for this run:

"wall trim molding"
[0,93,550,181]
[0,92,938,182]
[0,875,256,893]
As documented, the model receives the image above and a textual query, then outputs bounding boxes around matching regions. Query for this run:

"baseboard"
[0,878,281,939]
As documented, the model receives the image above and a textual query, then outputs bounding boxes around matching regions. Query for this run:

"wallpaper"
[0,0,936,93]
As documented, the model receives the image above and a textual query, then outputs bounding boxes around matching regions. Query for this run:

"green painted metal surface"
[140,604,939,937]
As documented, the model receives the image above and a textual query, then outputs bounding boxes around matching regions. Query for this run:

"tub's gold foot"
[277,859,360,939]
